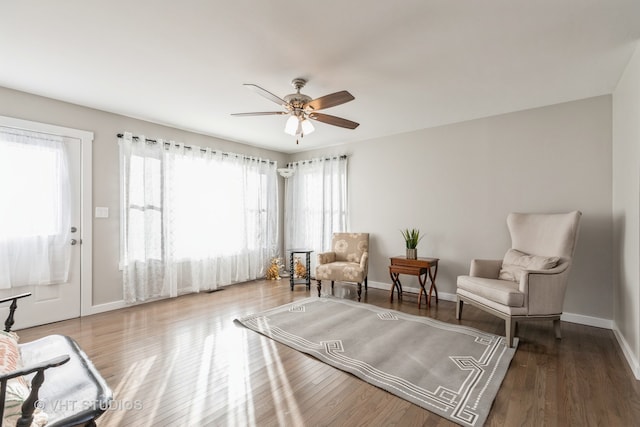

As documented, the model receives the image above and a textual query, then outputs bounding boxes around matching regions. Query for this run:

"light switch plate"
[95,207,109,218]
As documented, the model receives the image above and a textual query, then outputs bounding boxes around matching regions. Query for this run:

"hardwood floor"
[15,280,640,426]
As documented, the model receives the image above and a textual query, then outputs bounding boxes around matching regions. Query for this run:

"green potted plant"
[401,228,423,260]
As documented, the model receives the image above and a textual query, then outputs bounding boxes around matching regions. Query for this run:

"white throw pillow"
[498,249,560,282]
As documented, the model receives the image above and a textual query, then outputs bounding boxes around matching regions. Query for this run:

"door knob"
[70,239,78,246]
[70,226,77,233]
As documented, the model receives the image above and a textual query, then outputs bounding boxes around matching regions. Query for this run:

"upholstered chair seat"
[457,276,525,308]
[456,211,582,347]
[316,233,369,301]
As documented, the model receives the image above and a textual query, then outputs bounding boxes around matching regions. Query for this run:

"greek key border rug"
[235,296,517,426]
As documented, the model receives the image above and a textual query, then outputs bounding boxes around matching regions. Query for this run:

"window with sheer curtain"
[0,127,72,288]
[119,133,278,303]
[284,156,348,260]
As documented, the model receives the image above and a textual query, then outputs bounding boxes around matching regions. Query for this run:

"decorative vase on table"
[406,248,417,260]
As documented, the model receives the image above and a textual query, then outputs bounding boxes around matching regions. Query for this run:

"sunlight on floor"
[104,355,156,426]
[143,349,180,427]
[185,327,257,426]
[225,328,256,427]
[259,330,304,426]
[188,334,215,425]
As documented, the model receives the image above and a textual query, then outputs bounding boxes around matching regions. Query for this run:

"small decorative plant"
[401,228,422,249]
[401,228,422,260]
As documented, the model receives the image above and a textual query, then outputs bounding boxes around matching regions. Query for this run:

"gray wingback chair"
[456,211,582,347]
[316,233,369,301]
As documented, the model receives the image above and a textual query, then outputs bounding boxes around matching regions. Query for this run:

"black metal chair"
[0,293,112,427]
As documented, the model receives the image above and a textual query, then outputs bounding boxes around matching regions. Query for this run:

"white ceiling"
[1,1,639,154]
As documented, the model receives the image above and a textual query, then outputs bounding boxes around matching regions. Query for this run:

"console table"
[389,256,439,308]
[288,249,313,291]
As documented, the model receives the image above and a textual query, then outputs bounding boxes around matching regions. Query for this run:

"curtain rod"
[287,155,347,167]
[117,133,275,165]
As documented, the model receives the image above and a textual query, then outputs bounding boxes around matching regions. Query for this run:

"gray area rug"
[235,296,517,426]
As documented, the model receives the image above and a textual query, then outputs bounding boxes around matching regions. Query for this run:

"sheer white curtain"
[119,134,166,301]
[285,156,348,256]
[119,133,278,303]
[0,127,72,288]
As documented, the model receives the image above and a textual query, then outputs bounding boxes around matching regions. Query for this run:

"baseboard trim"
[560,312,613,329]
[368,281,457,302]
[92,282,616,329]
[86,300,127,315]
[613,324,640,380]
[369,281,612,329]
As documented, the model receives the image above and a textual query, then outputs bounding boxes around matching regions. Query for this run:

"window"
[285,156,348,254]
[0,127,72,287]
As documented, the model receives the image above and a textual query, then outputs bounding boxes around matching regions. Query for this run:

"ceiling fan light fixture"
[284,115,299,136]
[284,115,314,137]
[301,119,314,135]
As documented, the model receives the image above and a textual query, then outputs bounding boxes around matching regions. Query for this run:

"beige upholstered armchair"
[316,233,369,301]
[456,211,581,347]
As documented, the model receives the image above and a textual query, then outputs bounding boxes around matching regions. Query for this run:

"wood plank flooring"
[14,280,640,426]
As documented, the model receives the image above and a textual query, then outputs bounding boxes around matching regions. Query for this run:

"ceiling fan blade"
[244,84,287,106]
[305,91,355,111]
[231,111,287,116]
[309,113,359,129]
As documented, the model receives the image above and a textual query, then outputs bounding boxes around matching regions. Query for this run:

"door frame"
[0,115,93,317]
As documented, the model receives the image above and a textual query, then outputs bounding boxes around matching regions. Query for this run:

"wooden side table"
[288,249,313,291]
[388,256,439,308]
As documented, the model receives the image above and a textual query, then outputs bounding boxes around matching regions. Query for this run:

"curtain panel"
[284,156,348,261]
[119,133,278,303]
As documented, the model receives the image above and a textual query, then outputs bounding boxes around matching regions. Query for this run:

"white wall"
[292,96,613,322]
[0,86,289,308]
[613,41,640,378]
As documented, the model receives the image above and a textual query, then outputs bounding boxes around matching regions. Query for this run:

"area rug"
[235,296,517,426]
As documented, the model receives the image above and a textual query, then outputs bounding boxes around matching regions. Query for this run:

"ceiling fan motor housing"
[284,93,312,115]
[285,78,313,115]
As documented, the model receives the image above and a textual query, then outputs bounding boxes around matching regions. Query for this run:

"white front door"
[0,128,83,330]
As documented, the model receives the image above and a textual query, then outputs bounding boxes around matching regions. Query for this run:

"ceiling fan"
[232,78,359,143]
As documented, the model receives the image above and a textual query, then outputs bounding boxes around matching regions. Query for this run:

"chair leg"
[331,281,335,290]
[455,297,463,320]
[316,280,322,297]
[365,277,368,290]
[505,318,516,348]
[554,318,562,339]
[357,282,362,301]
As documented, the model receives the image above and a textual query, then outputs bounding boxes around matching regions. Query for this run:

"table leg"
[389,272,403,302]
[389,272,395,301]
[289,252,294,291]
[305,252,311,290]
[417,269,428,309]
[428,263,439,305]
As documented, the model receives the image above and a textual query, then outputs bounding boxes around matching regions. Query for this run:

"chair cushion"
[316,262,365,283]
[0,331,48,427]
[498,249,559,282]
[457,275,525,307]
[332,233,368,263]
